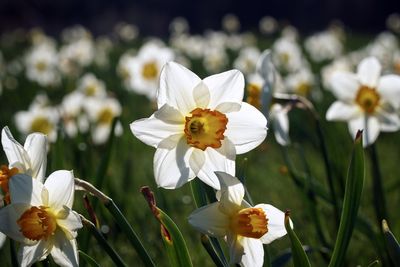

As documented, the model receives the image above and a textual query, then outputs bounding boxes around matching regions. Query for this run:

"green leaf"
[329,131,365,267]
[79,250,101,267]
[382,220,400,266]
[284,211,311,267]
[141,186,193,267]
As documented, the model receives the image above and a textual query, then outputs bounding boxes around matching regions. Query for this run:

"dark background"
[0,0,399,36]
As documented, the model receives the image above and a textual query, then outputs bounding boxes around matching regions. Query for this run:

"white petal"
[19,240,51,267]
[193,81,210,108]
[130,106,184,148]
[153,138,195,189]
[348,116,380,147]
[188,202,229,237]
[10,174,43,206]
[270,104,290,146]
[239,237,264,267]
[215,172,244,215]
[158,134,183,149]
[377,110,400,132]
[214,102,242,113]
[189,149,205,175]
[24,133,48,182]
[56,209,83,240]
[203,70,245,110]
[329,72,359,101]
[45,170,75,210]
[196,141,236,190]
[225,102,267,154]
[0,204,32,243]
[357,57,381,88]
[326,101,361,121]
[51,230,79,267]
[1,126,31,173]
[157,62,200,114]
[257,204,289,244]
[377,75,400,109]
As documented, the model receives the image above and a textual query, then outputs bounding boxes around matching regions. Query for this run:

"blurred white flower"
[189,172,290,267]
[59,36,95,77]
[25,42,60,87]
[0,171,82,266]
[60,91,86,138]
[15,101,59,143]
[131,62,267,189]
[114,22,139,42]
[120,41,174,100]
[77,73,107,98]
[284,69,315,97]
[259,16,279,35]
[326,57,400,146]
[84,97,122,144]
[169,17,189,36]
[234,46,261,75]
[304,30,343,62]
[203,46,229,74]
[222,14,240,33]
[386,13,400,33]
[272,37,303,73]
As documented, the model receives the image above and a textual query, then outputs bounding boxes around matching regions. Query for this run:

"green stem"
[367,144,388,224]
[201,235,226,267]
[104,200,156,267]
[81,216,127,267]
[10,239,18,267]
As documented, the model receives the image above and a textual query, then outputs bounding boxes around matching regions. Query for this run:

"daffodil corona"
[189,172,290,267]
[130,62,267,189]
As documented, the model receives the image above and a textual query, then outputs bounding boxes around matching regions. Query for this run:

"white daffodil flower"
[0,171,82,267]
[326,57,400,147]
[189,172,289,267]
[131,62,267,190]
[1,126,47,204]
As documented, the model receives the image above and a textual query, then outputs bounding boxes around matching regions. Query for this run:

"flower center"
[296,82,311,96]
[85,84,97,96]
[184,108,228,151]
[30,116,53,135]
[231,207,268,239]
[142,61,159,80]
[35,61,47,72]
[17,206,57,241]
[98,108,114,125]
[355,86,380,114]
[0,165,19,204]
[246,83,262,110]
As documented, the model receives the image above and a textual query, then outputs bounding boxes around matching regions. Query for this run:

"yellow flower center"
[296,82,311,96]
[142,61,159,80]
[85,84,97,96]
[394,62,400,75]
[30,116,53,135]
[35,61,47,72]
[184,108,228,151]
[246,83,262,110]
[231,207,268,239]
[17,206,57,241]
[355,86,380,114]
[280,53,290,65]
[98,108,114,125]
[0,165,19,204]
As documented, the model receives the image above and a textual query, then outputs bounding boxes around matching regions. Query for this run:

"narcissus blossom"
[131,62,267,189]
[1,126,47,203]
[189,172,289,267]
[326,57,400,146]
[0,171,82,267]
